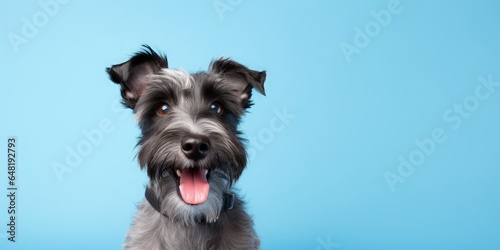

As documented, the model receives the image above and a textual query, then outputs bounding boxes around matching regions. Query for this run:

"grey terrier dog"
[107,46,266,250]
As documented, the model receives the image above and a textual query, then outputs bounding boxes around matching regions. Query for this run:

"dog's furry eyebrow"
[148,76,180,103]
[134,76,180,120]
[200,81,245,116]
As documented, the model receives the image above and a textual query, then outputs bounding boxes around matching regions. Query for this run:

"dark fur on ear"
[107,45,168,109]
[209,58,266,109]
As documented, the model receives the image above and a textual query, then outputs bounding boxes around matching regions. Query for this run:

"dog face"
[107,46,266,224]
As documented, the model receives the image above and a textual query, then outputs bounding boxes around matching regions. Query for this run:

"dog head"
[107,45,266,224]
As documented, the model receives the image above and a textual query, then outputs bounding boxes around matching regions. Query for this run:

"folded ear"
[106,45,168,109]
[209,58,266,108]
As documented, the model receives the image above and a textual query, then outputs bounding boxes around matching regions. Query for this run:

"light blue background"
[1,0,500,249]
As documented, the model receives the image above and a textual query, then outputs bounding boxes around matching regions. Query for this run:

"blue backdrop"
[1,0,500,249]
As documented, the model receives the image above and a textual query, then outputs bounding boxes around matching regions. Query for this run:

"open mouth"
[176,167,210,205]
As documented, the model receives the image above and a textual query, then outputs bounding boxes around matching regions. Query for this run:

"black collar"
[145,187,235,219]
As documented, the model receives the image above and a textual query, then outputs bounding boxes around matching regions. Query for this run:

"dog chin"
[158,170,228,225]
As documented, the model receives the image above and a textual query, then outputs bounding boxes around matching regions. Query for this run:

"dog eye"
[210,103,223,114]
[157,104,170,116]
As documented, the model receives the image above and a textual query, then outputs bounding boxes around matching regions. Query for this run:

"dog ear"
[106,45,168,109]
[209,58,266,108]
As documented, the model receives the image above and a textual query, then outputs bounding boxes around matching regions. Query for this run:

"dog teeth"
[205,169,208,176]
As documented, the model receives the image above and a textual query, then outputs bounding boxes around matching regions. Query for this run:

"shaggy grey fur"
[106,46,266,250]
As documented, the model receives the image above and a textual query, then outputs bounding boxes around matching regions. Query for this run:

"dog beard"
[150,168,229,225]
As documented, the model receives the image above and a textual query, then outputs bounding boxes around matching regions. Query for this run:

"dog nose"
[181,135,211,160]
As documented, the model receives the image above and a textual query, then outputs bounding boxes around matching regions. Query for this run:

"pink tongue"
[179,168,210,204]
